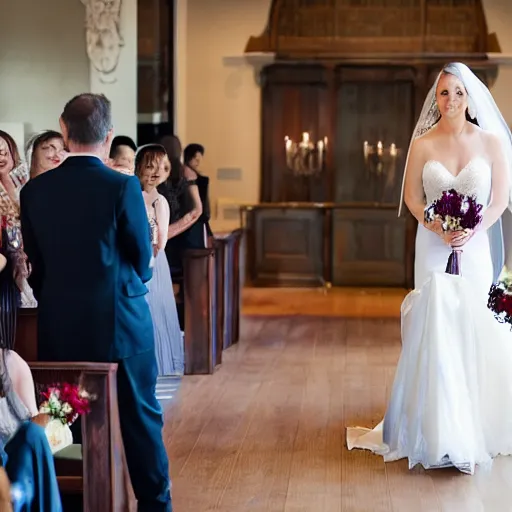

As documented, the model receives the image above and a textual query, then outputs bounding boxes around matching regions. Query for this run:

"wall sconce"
[363,141,399,175]
[284,132,327,177]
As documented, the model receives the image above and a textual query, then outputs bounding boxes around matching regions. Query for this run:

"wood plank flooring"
[164,289,512,512]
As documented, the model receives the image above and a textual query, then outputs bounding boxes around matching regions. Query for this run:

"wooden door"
[331,66,417,286]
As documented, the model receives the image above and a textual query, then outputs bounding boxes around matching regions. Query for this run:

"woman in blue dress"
[134,144,184,376]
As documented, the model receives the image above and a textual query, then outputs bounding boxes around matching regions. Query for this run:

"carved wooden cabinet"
[243,204,416,288]
[245,205,325,286]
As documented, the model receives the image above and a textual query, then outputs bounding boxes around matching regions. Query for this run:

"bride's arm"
[403,139,428,224]
[479,133,509,232]
[403,139,443,235]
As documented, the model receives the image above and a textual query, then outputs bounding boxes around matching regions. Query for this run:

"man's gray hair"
[61,93,112,145]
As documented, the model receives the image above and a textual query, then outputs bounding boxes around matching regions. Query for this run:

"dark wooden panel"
[261,64,330,203]
[332,208,407,287]
[182,248,217,375]
[243,204,416,289]
[15,307,37,361]
[247,208,324,286]
[137,0,172,116]
[214,230,243,350]
[334,69,415,204]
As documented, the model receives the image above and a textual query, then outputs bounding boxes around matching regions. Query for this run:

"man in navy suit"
[19,94,171,511]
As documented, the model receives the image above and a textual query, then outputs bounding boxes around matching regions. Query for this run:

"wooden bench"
[181,247,219,374]
[214,229,243,350]
[179,229,243,375]
[28,362,135,512]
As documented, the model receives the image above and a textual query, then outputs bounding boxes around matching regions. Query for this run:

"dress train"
[347,272,512,474]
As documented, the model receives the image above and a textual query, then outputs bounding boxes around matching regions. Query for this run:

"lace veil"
[398,62,512,281]
[24,131,45,177]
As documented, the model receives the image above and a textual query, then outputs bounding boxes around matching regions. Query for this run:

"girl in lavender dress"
[135,144,184,376]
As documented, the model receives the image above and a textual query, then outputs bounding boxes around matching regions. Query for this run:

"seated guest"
[25,131,66,179]
[0,346,62,511]
[108,135,136,174]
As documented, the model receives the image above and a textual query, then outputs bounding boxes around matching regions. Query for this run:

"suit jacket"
[20,156,153,362]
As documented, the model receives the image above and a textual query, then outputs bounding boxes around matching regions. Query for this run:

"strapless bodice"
[422,157,491,206]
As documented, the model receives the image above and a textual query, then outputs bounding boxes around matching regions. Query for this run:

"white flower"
[39,403,50,414]
[61,402,73,414]
[49,395,61,412]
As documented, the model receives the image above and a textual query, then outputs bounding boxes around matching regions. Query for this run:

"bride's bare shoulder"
[410,127,437,155]
[472,126,504,154]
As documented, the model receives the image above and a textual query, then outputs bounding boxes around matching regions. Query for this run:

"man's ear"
[105,128,114,150]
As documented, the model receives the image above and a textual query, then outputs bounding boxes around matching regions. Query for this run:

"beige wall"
[176,0,272,217]
[177,0,512,221]
[0,0,88,140]
[90,0,138,141]
[0,0,137,148]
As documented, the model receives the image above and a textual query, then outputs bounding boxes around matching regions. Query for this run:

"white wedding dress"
[347,157,512,474]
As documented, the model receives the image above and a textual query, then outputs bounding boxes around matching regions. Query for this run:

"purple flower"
[424,189,483,231]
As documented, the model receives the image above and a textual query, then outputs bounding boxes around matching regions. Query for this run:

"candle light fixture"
[284,132,327,177]
[363,140,399,175]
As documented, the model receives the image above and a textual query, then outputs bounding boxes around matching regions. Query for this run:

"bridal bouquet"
[424,189,483,275]
[39,383,94,454]
[487,267,512,328]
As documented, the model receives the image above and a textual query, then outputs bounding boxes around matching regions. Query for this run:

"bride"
[346,62,512,475]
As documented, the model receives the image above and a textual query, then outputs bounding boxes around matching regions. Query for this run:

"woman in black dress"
[157,139,211,273]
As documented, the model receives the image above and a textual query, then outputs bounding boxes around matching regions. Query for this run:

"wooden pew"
[28,362,135,512]
[179,229,243,375]
[181,247,219,374]
[214,229,243,350]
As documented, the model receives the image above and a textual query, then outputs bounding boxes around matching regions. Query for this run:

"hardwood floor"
[164,289,512,512]
[241,287,407,318]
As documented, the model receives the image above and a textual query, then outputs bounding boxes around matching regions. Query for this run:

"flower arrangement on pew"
[488,267,512,329]
[39,383,95,454]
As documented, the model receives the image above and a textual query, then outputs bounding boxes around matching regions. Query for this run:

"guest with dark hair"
[158,134,181,163]
[109,135,137,174]
[20,93,172,511]
[157,139,211,273]
[183,143,204,170]
[24,131,66,179]
[182,143,212,243]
